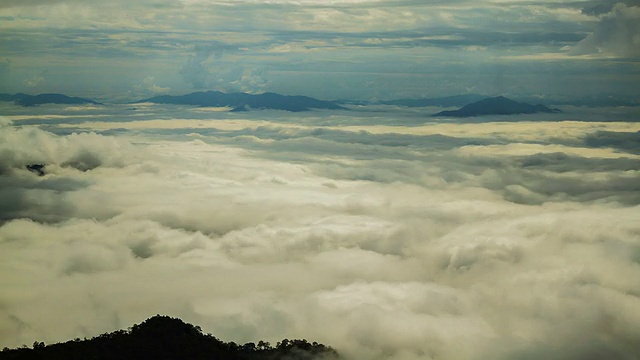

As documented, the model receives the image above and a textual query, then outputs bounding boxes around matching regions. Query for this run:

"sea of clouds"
[1,103,639,359]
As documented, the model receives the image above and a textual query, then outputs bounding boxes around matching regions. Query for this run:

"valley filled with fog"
[1,104,639,359]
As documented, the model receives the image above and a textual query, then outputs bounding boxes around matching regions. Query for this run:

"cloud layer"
[1,106,639,359]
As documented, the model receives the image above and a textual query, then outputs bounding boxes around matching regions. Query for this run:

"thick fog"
[1,105,639,359]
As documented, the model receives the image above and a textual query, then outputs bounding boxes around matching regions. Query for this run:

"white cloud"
[24,75,45,87]
[1,104,639,359]
[135,76,170,95]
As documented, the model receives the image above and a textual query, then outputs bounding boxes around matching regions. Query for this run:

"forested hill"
[0,315,338,360]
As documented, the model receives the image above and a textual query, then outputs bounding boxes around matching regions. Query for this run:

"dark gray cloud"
[0,121,139,223]
[581,0,640,14]
[0,176,85,223]
[583,130,640,153]
[572,3,640,57]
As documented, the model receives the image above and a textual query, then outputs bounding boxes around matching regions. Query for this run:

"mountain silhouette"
[0,315,338,360]
[137,91,346,112]
[0,93,101,107]
[433,96,560,117]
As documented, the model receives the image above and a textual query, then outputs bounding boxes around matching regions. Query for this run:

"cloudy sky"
[1,0,639,100]
[1,1,640,360]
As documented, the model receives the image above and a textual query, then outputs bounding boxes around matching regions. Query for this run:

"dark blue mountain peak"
[0,93,101,107]
[433,96,560,117]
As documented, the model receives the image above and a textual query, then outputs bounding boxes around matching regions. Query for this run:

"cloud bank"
[1,106,639,359]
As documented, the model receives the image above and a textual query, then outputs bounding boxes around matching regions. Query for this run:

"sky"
[1,0,640,101]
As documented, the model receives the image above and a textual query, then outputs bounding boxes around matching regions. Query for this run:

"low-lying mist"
[1,105,639,359]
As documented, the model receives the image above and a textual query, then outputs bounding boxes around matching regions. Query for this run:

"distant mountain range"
[136,91,346,112]
[433,96,561,117]
[0,93,101,107]
[1,91,634,113]
[340,94,640,108]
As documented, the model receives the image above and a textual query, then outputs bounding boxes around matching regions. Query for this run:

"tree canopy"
[0,315,338,360]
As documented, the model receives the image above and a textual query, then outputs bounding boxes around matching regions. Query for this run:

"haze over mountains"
[135,91,346,112]
[375,94,488,108]
[1,91,636,117]
[0,93,101,107]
